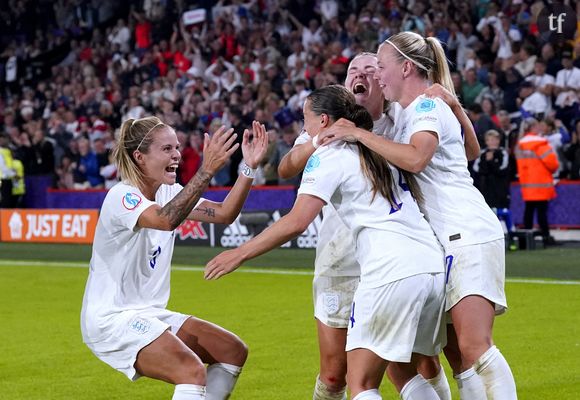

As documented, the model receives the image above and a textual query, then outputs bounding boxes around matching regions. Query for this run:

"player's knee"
[320,371,347,392]
[228,335,249,366]
[416,356,440,379]
[177,355,207,384]
[457,335,493,365]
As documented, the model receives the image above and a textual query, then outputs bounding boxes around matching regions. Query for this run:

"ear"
[133,150,145,165]
[402,60,413,79]
[320,113,330,128]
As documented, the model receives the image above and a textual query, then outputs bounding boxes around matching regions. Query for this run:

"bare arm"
[204,194,325,279]
[137,126,239,231]
[454,103,480,161]
[318,119,438,173]
[278,140,317,179]
[189,121,269,224]
[424,83,480,160]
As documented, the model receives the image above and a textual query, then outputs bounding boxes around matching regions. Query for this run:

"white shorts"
[85,308,190,380]
[313,275,359,328]
[445,239,507,314]
[346,273,446,363]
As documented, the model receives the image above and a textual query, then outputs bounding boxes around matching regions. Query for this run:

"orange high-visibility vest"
[515,133,559,201]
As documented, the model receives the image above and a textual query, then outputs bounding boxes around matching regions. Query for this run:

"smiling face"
[345,54,384,112]
[375,43,405,102]
[135,127,181,188]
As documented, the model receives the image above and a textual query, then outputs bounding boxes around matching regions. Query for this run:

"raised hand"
[204,248,243,280]
[242,121,269,168]
[201,126,239,174]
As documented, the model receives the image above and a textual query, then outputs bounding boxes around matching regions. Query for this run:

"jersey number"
[150,246,161,269]
[389,168,410,215]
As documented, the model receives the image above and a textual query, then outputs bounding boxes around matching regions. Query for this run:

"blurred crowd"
[1,0,580,209]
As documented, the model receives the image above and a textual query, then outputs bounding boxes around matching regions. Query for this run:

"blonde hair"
[385,32,456,97]
[113,116,168,189]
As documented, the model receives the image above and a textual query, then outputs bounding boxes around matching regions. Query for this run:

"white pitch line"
[0,260,579,284]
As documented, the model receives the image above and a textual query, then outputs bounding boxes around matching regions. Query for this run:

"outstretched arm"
[204,194,325,279]
[189,121,269,224]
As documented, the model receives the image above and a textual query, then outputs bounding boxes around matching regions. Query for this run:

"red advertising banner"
[0,209,99,244]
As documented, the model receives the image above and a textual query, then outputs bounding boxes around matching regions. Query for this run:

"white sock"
[173,384,206,400]
[205,363,242,400]
[313,374,347,400]
[426,366,452,400]
[352,388,381,400]
[400,374,440,400]
[474,345,517,399]
[454,367,486,400]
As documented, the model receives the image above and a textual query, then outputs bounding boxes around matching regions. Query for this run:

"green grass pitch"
[0,243,579,399]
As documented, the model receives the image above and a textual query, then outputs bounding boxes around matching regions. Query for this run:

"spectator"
[177,131,202,185]
[475,71,504,110]
[462,68,485,109]
[468,103,499,147]
[29,129,55,176]
[265,124,300,187]
[11,152,25,208]
[518,81,548,120]
[73,136,104,189]
[554,48,580,129]
[0,134,16,207]
[564,120,580,179]
[525,59,555,114]
[539,117,571,178]
[107,19,131,53]
[515,118,559,245]
[448,22,479,71]
[56,154,75,189]
[473,130,512,222]
[514,43,537,78]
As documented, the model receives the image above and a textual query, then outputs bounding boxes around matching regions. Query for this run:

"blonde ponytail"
[384,32,456,97]
[425,37,456,97]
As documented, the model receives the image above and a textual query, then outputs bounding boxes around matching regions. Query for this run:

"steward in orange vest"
[515,131,559,201]
[515,120,559,243]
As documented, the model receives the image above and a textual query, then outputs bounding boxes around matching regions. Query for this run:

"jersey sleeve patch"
[416,98,436,113]
[122,192,143,210]
[305,154,321,172]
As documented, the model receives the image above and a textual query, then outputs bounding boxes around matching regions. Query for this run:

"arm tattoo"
[157,168,212,229]
[193,206,216,218]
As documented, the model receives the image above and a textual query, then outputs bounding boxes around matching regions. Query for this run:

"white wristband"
[241,162,256,179]
[312,135,320,149]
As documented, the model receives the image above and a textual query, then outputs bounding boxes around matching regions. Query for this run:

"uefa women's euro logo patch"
[305,155,321,173]
[416,99,435,113]
[122,193,142,210]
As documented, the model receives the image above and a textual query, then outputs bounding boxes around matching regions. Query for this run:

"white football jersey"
[394,96,503,250]
[298,142,443,288]
[81,182,203,343]
[297,113,396,277]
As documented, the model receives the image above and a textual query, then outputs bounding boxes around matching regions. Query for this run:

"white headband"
[135,122,165,151]
[385,39,429,72]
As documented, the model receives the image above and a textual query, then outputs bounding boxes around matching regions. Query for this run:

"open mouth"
[165,165,178,173]
[353,83,367,94]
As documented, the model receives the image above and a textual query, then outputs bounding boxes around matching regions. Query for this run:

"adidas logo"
[221,215,252,247]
